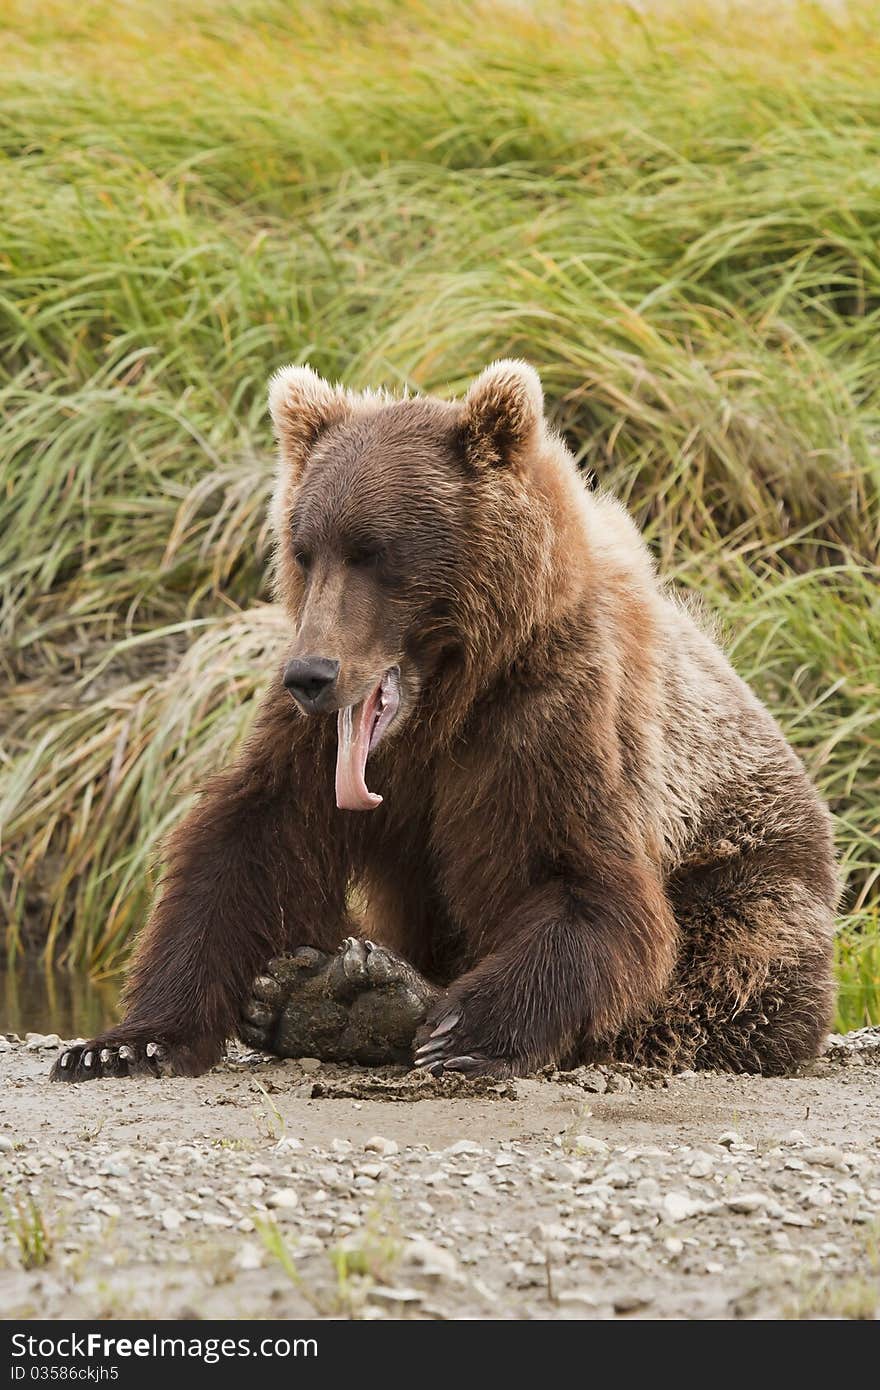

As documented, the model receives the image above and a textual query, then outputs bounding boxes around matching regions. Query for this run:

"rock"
[266,1188,299,1211]
[614,1293,651,1313]
[605,1073,634,1093]
[635,1176,661,1200]
[578,1070,609,1094]
[664,1237,684,1256]
[718,1131,743,1148]
[295,1235,324,1254]
[0,1038,12,1053]
[368,1287,423,1305]
[552,1160,588,1184]
[688,1152,714,1179]
[446,1139,482,1155]
[662,1191,704,1222]
[530,1222,571,1243]
[364,1136,399,1157]
[330,1138,353,1155]
[160,1209,184,1231]
[402,1238,459,1281]
[557,1288,601,1307]
[97,1156,131,1178]
[782,1130,806,1146]
[0,1136,14,1153]
[838,1179,863,1198]
[358,1163,384,1180]
[297,1057,322,1073]
[573,1135,609,1156]
[802,1146,847,1170]
[605,1166,633,1189]
[803,1185,834,1208]
[462,1172,493,1191]
[274,1137,303,1154]
[725,1193,768,1214]
[25,1033,62,1050]
[236,1242,264,1271]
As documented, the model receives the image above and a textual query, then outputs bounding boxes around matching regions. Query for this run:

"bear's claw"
[52,1038,168,1082]
[414,999,517,1076]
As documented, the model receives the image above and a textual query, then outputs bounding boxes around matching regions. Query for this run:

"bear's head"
[268,359,568,810]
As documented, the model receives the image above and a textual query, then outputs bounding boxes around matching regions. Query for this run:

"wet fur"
[52,361,837,1081]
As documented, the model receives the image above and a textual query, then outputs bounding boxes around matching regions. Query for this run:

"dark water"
[0,964,120,1039]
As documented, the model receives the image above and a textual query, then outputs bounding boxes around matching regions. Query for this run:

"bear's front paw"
[51,1034,214,1082]
[413,999,517,1079]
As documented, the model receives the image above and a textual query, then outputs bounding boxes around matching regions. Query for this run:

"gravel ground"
[1,1029,879,1320]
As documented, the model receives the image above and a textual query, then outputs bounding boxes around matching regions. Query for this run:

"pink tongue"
[335,686,382,811]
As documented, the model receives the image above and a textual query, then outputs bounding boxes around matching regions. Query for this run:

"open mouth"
[335,666,401,811]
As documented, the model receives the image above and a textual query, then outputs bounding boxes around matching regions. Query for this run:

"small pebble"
[267,1188,299,1210]
[557,1288,600,1306]
[726,1193,768,1214]
[364,1136,399,1157]
[802,1146,846,1170]
[236,1243,264,1271]
[614,1293,650,1313]
[358,1163,384,1180]
[573,1135,609,1155]
[662,1191,704,1222]
[368,1287,423,1305]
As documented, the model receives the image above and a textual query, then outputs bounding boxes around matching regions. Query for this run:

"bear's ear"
[268,364,348,475]
[460,359,544,471]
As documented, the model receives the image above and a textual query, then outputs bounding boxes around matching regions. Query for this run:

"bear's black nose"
[283,656,340,709]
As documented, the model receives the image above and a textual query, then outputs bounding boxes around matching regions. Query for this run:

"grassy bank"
[1,0,878,1028]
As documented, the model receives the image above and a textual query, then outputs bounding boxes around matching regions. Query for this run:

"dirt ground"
[1,1029,879,1320]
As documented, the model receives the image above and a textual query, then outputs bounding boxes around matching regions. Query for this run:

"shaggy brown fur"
[52,361,837,1082]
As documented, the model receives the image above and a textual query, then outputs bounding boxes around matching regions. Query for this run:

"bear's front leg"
[52,690,350,1082]
[414,867,678,1078]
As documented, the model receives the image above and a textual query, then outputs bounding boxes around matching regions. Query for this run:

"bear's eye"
[293,548,312,571]
[345,544,385,570]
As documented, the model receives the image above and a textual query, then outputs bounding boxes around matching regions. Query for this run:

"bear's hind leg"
[239,938,440,1065]
[603,867,836,1074]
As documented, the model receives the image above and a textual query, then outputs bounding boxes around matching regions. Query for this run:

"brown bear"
[52,360,838,1083]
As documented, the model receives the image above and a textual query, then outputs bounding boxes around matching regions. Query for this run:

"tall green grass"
[1,0,878,1028]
